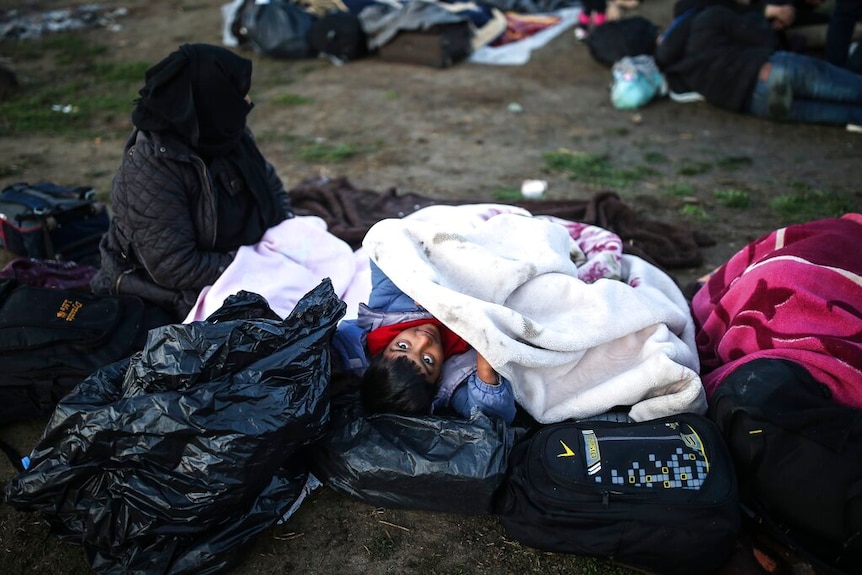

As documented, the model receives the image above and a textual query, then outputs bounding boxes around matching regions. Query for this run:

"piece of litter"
[50,104,78,114]
[521,179,547,199]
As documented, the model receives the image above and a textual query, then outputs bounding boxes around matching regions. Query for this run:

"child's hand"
[476,353,500,386]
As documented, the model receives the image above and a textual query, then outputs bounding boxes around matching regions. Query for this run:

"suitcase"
[379,22,472,68]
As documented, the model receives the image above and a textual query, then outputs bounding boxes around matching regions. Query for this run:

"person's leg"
[593,0,608,26]
[576,0,593,40]
[825,0,862,67]
[754,51,862,124]
[787,97,862,124]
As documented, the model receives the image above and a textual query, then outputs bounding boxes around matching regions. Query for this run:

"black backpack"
[309,11,368,63]
[709,358,862,574]
[0,181,109,266]
[0,279,152,425]
[585,16,660,67]
[496,413,740,574]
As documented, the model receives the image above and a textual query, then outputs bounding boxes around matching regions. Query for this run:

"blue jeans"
[746,51,862,125]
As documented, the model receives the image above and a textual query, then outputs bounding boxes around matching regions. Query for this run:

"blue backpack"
[0,182,109,266]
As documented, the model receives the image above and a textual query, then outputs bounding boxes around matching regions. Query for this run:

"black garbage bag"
[306,392,519,515]
[239,0,318,59]
[5,281,346,575]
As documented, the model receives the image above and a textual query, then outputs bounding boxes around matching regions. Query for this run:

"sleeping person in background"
[690,212,862,407]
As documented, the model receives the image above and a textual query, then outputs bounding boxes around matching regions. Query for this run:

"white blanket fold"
[363,209,706,423]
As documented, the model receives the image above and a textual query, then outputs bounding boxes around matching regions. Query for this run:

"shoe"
[847,124,862,133]
[669,90,705,103]
[574,24,589,41]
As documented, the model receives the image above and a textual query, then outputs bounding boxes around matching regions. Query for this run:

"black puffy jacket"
[90,128,290,320]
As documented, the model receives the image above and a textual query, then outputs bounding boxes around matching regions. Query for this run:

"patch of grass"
[680,204,710,219]
[543,149,652,189]
[605,127,630,137]
[643,151,668,164]
[492,186,524,202]
[297,140,370,162]
[362,531,403,561]
[664,182,694,197]
[385,90,399,100]
[0,35,146,137]
[89,61,150,83]
[0,82,136,136]
[0,162,27,178]
[271,93,313,106]
[770,188,857,224]
[676,160,712,176]
[717,155,753,170]
[714,188,751,208]
[42,34,108,65]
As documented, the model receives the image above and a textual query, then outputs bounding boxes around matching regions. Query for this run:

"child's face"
[383,323,444,383]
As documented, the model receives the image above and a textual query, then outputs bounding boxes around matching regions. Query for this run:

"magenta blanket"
[691,213,862,408]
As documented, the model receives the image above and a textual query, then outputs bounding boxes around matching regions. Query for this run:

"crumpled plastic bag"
[306,392,520,515]
[5,280,345,575]
[610,55,668,110]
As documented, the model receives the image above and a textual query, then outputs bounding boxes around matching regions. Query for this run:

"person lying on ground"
[673,0,830,32]
[655,4,862,128]
[332,260,517,424]
[689,212,862,408]
[90,43,292,322]
[353,203,706,424]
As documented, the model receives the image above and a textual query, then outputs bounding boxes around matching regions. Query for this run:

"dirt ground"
[0,0,860,574]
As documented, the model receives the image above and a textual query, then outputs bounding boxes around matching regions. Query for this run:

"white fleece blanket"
[363,206,706,423]
[184,216,370,323]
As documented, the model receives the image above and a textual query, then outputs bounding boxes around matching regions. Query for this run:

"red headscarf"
[366,318,471,358]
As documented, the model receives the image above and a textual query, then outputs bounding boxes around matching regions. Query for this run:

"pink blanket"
[691,213,862,408]
[184,216,370,323]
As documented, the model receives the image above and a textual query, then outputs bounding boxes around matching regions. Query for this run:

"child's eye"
[423,354,435,366]
[396,341,409,350]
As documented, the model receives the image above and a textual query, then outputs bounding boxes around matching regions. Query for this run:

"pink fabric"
[691,213,862,407]
[184,216,370,323]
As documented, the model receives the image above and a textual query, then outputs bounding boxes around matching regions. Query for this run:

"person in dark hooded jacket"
[655,5,862,127]
[90,43,292,321]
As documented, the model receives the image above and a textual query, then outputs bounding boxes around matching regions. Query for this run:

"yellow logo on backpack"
[56,298,83,322]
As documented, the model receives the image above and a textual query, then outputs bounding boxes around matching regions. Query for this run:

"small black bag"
[0,182,109,265]
[309,11,368,63]
[306,391,518,514]
[239,0,318,59]
[585,16,660,67]
[497,413,740,574]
